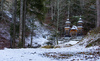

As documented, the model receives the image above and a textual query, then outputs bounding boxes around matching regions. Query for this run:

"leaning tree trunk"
[96,0,100,27]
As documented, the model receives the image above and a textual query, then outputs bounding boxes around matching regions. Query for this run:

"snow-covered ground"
[64,41,78,45]
[0,45,100,61]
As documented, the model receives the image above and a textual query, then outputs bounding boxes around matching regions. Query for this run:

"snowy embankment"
[78,32,100,47]
[25,21,51,46]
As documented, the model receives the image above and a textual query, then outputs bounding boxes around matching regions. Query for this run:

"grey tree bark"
[19,0,27,47]
[19,0,24,46]
[96,0,100,27]
[31,21,33,47]
[56,0,60,45]
[12,0,17,48]
[22,0,27,47]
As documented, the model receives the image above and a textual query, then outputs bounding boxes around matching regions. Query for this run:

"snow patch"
[0,24,10,40]
[71,25,78,30]
[64,41,78,45]
[25,21,51,46]
[4,11,12,18]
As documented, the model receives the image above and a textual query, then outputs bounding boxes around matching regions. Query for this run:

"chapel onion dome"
[65,19,71,23]
[67,18,69,21]
[78,18,83,23]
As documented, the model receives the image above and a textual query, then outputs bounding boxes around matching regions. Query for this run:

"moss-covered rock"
[42,45,54,48]
[86,38,100,47]
[54,46,61,48]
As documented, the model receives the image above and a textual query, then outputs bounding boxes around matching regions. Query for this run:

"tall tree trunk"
[96,0,100,27]
[31,26,33,47]
[12,0,17,48]
[56,0,59,45]
[19,0,24,46]
[22,0,27,47]
[19,0,27,47]
[50,0,53,21]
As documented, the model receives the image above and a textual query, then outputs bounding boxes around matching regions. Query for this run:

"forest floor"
[0,41,100,61]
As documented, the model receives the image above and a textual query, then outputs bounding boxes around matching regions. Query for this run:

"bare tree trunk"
[22,0,27,47]
[12,0,17,48]
[56,0,59,45]
[31,27,33,47]
[19,0,27,48]
[50,0,53,21]
[96,0,100,27]
[19,0,24,46]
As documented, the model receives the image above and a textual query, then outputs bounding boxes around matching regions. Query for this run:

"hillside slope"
[25,21,52,47]
[78,27,100,48]
[0,12,11,49]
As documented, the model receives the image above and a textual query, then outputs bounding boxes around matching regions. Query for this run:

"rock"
[32,43,41,48]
